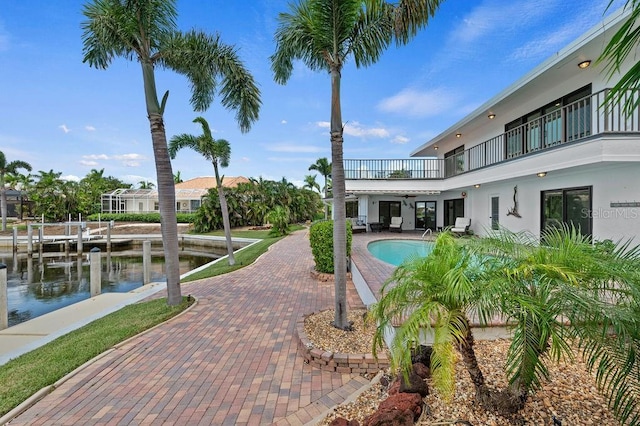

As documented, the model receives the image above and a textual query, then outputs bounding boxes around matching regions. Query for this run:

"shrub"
[309,220,352,273]
[87,213,195,223]
[267,206,290,237]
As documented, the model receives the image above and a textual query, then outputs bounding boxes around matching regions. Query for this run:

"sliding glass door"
[541,186,592,237]
[415,201,436,230]
[379,201,401,229]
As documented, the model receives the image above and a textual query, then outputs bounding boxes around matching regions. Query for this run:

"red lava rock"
[399,371,429,397]
[387,378,400,396]
[330,417,360,426]
[378,392,423,421]
[412,362,430,379]
[363,408,415,426]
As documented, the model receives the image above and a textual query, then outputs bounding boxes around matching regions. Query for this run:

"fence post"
[143,240,151,284]
[27,225,33,256]
[0,263,7,330]
[90,247,101,297]
[77,226,83,256]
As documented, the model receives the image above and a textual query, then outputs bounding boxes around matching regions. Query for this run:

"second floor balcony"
[345,89,640,180]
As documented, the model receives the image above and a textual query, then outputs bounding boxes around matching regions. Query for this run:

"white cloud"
[343,122,390,138]
[85,125,96,131]
[316,121,330,129]
[80,160,99,166]
[240,157,250,162]
[281,120,287,124]
[378,88,459,117]
[59,124,71,133]
[121,175,156,186]
[83,154,109,160]
[61,174,80,182]
[81,153,146,167]
[113,153,145,161]
[392,135,410,145]
[266,144,324,153]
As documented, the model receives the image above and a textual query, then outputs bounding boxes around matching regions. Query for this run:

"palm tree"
[169,117,236,266]
[0,151,32,231]
[373,228,640,423]
[138,180,156,189]
[173,171,183,184]
[303,174,321,193]
[82,0,261,305]
[271,0,443,329]
[598,0,640,116]
[308,158,331,218]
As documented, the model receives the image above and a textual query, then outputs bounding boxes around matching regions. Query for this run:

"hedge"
[309,220,352,274]
[86,213,196,223]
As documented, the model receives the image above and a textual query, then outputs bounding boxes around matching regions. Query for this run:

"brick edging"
[295,310,390,374]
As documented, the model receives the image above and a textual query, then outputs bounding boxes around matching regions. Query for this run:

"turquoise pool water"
[367,239,434,266]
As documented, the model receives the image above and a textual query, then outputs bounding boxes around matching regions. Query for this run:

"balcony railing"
[345,89,640,180]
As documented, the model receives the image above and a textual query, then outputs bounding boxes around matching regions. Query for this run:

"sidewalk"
[3,230,371,426]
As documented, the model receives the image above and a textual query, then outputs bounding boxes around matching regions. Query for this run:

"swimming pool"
[367,239,434,266]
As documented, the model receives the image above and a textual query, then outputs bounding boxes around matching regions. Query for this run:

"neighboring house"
[2,188,31,219]
[345,7,640,242]
[101,176,250,214]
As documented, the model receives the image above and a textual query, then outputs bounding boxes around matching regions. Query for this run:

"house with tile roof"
[345,7,640,242]
[101,176,250,214]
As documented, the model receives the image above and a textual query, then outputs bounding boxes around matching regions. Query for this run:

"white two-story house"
[345,7,640,243]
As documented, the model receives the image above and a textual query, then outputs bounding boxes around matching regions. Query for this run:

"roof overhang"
[348,189,441,196]
[410,6,631,157]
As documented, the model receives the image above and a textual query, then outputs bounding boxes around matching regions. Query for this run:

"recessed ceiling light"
[474,184,481,188]
[434,146,438,150]
[488,113,496,119]
[456,133,462,138]
[578,60,591,69]
[537,171,547,177]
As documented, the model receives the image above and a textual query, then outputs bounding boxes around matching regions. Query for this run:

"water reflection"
[1,249,221,327]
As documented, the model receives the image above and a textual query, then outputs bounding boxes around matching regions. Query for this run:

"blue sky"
[0,0,625,188]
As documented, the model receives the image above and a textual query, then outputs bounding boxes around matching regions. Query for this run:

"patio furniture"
[348,217,367,233]
[369,222,383,232]
[389,216,403,232]
[451,217,471,235]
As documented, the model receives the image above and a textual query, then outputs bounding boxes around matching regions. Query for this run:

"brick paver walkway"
[8,230,368,426]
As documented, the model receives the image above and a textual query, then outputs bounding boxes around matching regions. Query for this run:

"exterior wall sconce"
[474,184,481,188]
[578,60,591,69]
[537,172,547,177]
[456,133,462,138]
[488,113,496,119]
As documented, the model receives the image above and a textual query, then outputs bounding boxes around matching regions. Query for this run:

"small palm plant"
[373,227,640,423]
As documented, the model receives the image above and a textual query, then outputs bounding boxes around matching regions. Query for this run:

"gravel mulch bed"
[306,311,620,426]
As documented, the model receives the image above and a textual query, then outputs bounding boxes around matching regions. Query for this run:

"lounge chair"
[348,217,367,233]
[389,216,403,232]
[451,217,471,235]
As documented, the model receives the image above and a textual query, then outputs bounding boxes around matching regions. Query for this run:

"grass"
[0,296,193,418]
[182,224,305,282]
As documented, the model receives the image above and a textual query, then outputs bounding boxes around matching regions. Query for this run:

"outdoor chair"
[389,216,403,232]
[451,217,471,235]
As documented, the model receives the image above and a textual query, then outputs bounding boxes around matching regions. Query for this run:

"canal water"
[0,249,223,327]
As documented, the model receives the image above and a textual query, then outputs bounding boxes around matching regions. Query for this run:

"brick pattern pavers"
[8,230,367,426]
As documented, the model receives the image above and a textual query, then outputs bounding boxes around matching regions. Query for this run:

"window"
[505,85,592,158]
[346,201,358,218]
[491,197,499,230]
[541,186,592,238]
[444,145,465,177]
[444,198,465,227]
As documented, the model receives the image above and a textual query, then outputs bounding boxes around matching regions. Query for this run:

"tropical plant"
[308,158,331,218]
[271,0,443,329]
[169,117,237,265]
[0,150,32,231]
[303,174,321,193]
[372,227,640,423]
[81,0,261,305]
[598,0,640,116]
[138,180,155,189]
[309,220,352,274]
[173,171,183,183]
[266,205,290,237]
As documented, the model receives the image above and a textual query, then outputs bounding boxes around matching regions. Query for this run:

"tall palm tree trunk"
[330,65,349,330]
[143,61,182,306]
[1,187,8,231]
[214,162,235,266]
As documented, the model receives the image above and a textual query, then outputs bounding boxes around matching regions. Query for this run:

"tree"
[308,158,331,219]
[0,150,32,231]
[138,180,156,189]
[82,0,261,305]
[173,171,183,183]
[303,174,321,193]
[599,0,640,116]
[169,117,237,266]
[271,0,443,329]
[373,228,640,423]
